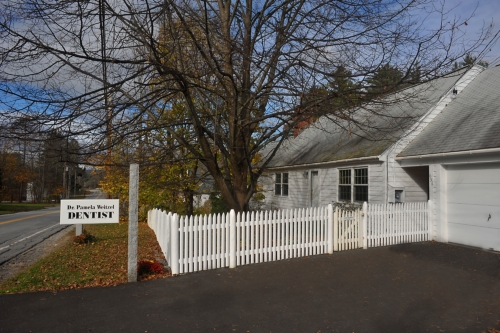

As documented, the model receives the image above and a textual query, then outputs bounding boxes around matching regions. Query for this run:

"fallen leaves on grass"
[0,222,170,294]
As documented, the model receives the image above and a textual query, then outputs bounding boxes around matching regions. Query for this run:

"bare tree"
[0,0,493,211]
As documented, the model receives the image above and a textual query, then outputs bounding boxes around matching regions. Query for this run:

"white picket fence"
[148,201,431,275]
[366,201,430,247]
[148,206,335,275]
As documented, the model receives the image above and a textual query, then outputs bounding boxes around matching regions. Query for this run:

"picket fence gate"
[148,201,431,275]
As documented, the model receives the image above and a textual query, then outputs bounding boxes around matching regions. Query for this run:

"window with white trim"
[275,173,289,196]
[338,168,368,202]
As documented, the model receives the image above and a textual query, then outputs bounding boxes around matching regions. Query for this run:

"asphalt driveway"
[1,242,499,333]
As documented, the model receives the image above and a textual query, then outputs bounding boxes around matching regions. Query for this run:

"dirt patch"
[0,226,74,283]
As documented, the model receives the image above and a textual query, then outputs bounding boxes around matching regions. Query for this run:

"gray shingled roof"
[267,69,466,168]
[399,65,500,157]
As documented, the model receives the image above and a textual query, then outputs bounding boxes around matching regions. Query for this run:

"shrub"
[332,201,363,212]
[137,260,165,276]
[73,230,97,244]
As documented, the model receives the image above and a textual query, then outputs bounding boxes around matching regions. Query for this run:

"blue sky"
[442,0,500,65]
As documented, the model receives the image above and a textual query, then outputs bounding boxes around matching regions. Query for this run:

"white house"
[260,64,499,251]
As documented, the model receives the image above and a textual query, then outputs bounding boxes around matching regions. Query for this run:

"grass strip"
[0,203,56,215]
[0,222,169,294]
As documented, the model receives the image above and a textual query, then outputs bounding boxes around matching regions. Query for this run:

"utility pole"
[63,163,67,201]
[99,0,112,199]
[67,165,71,199]
[74,167,77,197]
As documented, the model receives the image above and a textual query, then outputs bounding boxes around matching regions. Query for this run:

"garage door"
[447,163,500,251]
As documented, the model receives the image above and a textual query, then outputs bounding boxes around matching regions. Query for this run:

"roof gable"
[399,65,500,157]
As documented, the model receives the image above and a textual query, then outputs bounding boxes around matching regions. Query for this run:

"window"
[275,173,289,196]
[354,168,368,202]
[338,169,351,201]
[338,168,368,202]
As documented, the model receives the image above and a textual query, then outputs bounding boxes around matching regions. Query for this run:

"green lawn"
[0,203,56,215]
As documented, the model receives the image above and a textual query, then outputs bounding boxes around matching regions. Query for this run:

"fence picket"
[306,208,310,255]
[180,216,186,273]
[344,210,348,250]
[315,207,319,254]
[292,209,297,258]
[343,210,346,251]
[248,212,253,263]
[340,210,344,251]
[226,212,230,267]
[339,210,343,251]
[272,210,277,261]
[284,209,289,259]
[314,208,319,255]
[409,203,414,243]
[293,209,297,256]
[217,213,226,268]
[247,211,251,264]
[418,202,422,241]
[179,216,184,274]
[303,208,307,256]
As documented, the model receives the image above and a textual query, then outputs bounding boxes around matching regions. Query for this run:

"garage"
[447,163,500,251]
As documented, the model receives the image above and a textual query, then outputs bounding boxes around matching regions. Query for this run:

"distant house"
[260,65,500,251]
[193,177,213,210]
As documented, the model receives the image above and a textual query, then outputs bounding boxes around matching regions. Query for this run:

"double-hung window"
[338,168,368,202]
[275,173,289,196]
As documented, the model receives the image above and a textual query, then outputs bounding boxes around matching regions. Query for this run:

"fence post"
[333,207,339,252]
[327,204,334,254]
[427,200,433,241]
[362,202,368,249]
[171,213,179,275]
[229,209,236,268]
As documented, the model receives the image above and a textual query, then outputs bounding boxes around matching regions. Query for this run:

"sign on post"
[60,199,120,224]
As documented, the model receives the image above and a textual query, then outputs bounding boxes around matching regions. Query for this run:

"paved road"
[0,190,105,265]
[0,242,499,333]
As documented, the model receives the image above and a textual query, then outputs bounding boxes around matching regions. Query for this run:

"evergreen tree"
[300,66,361,115]
[366,64,404,96]
[452,53,489,70]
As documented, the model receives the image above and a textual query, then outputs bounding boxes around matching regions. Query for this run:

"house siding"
[260,170,308,210]
[260,158,431,210]
[368,163,385,204]
[429,164,448,242]
[319,168,336,206]
[387,160,429,202]
[261,161,385,210]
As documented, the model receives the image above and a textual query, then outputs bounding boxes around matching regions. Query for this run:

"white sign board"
[60,199,120,224]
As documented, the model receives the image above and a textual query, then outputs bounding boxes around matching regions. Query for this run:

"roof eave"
[396,147,500,161]
[266,155,382,171]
